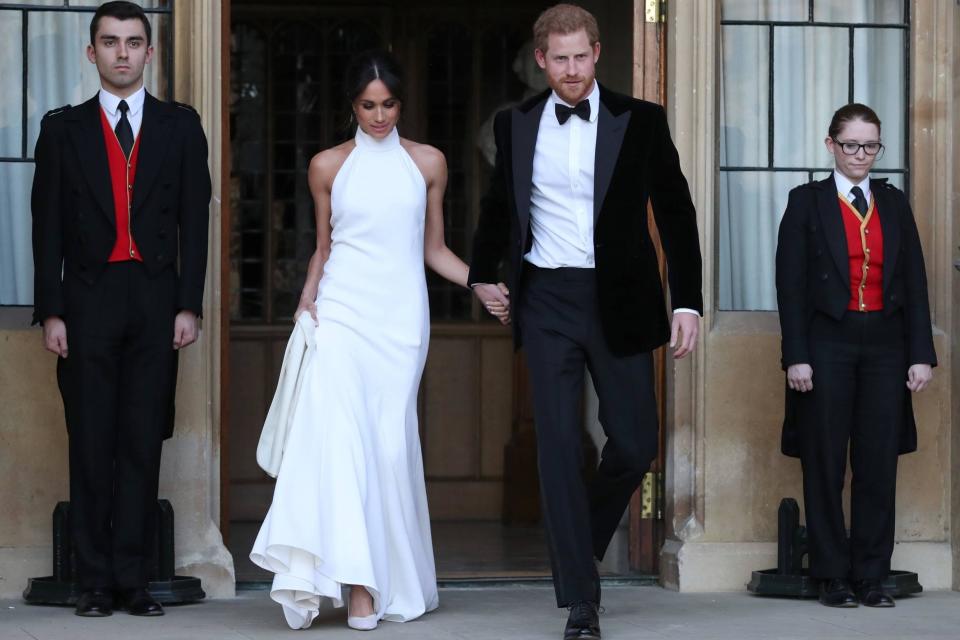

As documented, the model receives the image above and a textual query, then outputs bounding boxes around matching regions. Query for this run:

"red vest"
[99,107,143,262]
[839,195,883,311]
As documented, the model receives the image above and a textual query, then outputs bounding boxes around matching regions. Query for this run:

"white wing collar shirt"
[99,84,146,139]
[525,80,600,270]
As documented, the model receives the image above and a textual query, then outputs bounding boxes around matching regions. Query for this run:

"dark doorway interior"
[225,0,640,584]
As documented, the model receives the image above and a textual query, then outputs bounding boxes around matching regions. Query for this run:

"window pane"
[718,171,805,311]
[813,0,905,24]
[27,10,108,152]
[721,0,807,21]
[773,26,847,167]
[0,162,35,305]
[0,11,24,157]
[854,28,905,169]
[143,13,172,98]
[720,25,768,167]
[70,0,169,6]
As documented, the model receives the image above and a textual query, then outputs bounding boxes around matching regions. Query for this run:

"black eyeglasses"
[832,138,885,157]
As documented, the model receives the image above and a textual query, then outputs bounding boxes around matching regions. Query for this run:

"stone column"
[658,0,714,591]
[159,0,233,597]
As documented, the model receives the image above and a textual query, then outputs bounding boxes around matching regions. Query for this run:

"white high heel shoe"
[347,588,378,631]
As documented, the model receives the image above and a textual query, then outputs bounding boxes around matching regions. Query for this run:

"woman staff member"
[776,103,935,609]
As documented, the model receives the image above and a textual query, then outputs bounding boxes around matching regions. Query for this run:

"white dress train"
[250,125,439,629]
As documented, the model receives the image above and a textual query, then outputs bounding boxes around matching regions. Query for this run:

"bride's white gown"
[250,126,439,629]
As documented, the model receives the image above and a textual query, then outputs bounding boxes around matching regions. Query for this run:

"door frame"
[627,0,668,575]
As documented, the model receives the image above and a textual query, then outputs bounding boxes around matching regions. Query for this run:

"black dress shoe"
[118,588,164,616]
[75,589,113,617]
[818,578,858,608]
[857,579,896,608]
[565,601,601,640]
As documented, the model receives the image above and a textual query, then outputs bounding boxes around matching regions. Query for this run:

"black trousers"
[519,266,658,607]
[797,310,905,581]
[57,262,177,590]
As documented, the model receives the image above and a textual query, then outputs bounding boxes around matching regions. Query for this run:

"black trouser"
[57,262,177,590]
[519,265,658,607]
[798,310,905,581]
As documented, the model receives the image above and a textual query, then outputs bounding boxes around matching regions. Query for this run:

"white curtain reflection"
[0,7,167,306]
[719,0,906,311]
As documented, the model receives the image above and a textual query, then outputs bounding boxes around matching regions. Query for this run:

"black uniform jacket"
[775,176,937,457]
[31,92,211,325]
[468,85,703,356]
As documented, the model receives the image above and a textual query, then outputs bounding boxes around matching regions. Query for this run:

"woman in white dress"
[249,51,509,631]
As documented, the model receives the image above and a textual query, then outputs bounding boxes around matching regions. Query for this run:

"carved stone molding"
[658,0,715,590]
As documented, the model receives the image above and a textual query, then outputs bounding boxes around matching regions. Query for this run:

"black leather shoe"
[818,578,858,608]
[75,589,113,617]
[857,579,896,608]
[118,588,164,616]
[565,601,601,640]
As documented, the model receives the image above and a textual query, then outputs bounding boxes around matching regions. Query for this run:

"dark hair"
[344,50,404,105]
[90,1,152,46]
[828,103,882,138]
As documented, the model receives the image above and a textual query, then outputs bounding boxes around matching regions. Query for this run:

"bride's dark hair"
[345,49,405,105]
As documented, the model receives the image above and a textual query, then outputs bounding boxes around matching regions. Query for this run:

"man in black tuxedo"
[31,1,210,617]
[469,4,701,639]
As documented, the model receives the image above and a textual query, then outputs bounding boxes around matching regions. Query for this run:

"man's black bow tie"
[555,100,590,125]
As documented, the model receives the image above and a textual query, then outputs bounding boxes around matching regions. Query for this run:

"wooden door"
[627,0,668,575]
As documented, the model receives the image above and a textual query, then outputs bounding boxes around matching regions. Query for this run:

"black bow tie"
[555,100,590,125]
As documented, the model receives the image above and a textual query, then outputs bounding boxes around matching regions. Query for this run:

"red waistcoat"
[839,195,883,311]
[99,107,143,262]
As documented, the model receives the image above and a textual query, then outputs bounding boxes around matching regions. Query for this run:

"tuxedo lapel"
[871,179,900,296]
[511,97,546,238]
[67,95,114,225]
[594,96,630,222]
[815,176,850,289]
[132,93,173,215]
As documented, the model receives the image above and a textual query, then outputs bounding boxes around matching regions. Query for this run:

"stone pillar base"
[660,540,953,592]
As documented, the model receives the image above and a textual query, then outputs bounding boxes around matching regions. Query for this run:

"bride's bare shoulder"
[308,140,356,184]
[400,139,446,182]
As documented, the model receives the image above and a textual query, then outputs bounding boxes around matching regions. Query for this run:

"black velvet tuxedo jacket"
[775,176,937,457]
[31,92,211,325]
[468,85,703,356]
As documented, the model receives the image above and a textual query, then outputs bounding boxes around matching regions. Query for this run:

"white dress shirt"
[99,85,145,140]
[523,81,698,317]
[833,170,871,207]
[525,81,599,269]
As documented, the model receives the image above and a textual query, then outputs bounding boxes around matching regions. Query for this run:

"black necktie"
[850,186,868,216]
[115,99,134,158]
[555,100,590,125]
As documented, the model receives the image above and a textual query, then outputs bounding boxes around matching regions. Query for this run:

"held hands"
[42,316,69,358]
[907,364,933,393]
[473,283,511,325]
[173,310,199,350]
[669,312,699,359]
[787,363,813,392]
